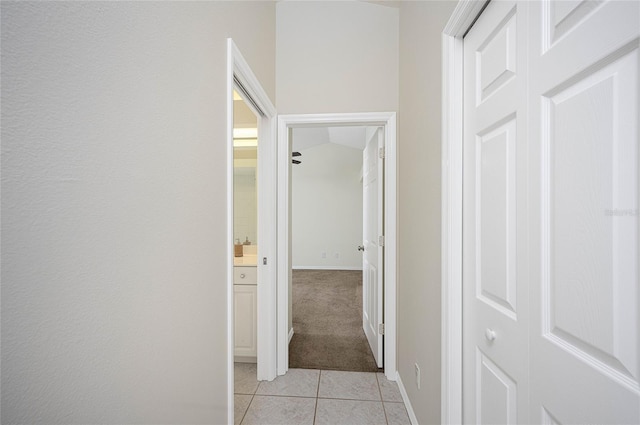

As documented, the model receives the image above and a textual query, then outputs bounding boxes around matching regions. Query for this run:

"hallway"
[0,1,468,423]
[234,363,410,424]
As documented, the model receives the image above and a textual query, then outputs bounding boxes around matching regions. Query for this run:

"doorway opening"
[226,38,277,423]
[232,89,259,365]
[288,126,382,372]
[276,113,398,382]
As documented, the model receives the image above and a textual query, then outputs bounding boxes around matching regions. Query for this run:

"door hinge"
[379,235,385,246]
[379,323,385,335]
[379,147,385,159]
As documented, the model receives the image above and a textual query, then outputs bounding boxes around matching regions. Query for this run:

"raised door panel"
[234,285,257,358]
[477,8,517,103]
[476,349,518,425]
[544,49,638,383]
[363,261,377,342]
[476,118,518,319]
[543,0,605,51]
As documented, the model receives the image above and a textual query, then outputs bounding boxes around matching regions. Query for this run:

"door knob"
[358,246,365,252]
[485,328,496,342]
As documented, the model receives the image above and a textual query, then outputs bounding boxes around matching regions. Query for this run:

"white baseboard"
[396,372,419,425]
[292,266,363,271]
[288,327,294,344]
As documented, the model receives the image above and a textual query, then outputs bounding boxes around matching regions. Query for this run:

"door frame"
[440,1,488,424]
[226,38,278,423]
[276,112,398,381]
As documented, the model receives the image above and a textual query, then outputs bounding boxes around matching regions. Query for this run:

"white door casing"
[462,1,530,422]
[277,112,397,381]
[460,1,640,424]
[441,3,489,422]
[363,127,384,368]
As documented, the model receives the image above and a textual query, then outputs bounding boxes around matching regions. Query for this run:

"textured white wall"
[397,2,458,424]
[276,0,399,114]
[0,2,275,423]
[292,143,363,270]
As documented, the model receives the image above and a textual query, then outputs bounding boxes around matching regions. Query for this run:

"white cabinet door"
[234,285,257,358]
[463,1,530,422]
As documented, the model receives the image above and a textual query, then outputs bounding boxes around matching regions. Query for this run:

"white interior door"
[463,1,640,423]
[463,1,530,422]
[363,127,384,368]
[528,1,639,423]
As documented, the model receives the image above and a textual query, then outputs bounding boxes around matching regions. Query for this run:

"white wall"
[292,142,363,270]
[0,2,275,423]
[397,1,458,424]
[276,0,399,114]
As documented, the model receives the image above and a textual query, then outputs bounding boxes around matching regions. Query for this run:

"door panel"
[234,285,258,358]
[529,1,640,423]
[463,1,529,423]
[363,127,384,368]
[546,0,604,46]
[546,50,638,380]
[477,7,517,103]
[476,348,518,425]
[477,118,518,319]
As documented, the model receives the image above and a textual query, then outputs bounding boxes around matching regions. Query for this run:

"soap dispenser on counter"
[234,239,243,257]
[243,237,251,245]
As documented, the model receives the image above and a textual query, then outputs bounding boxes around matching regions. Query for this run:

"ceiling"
[292,126,372,152]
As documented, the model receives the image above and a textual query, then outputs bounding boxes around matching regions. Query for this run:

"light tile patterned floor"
[234,363,411,425]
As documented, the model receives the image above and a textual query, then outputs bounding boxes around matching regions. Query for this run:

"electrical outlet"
[415,363,421,390]
[321,252,327,259]
[335,252,340,259]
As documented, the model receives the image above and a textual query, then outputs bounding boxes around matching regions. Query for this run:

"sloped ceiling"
[327,127,367,150]
[292,126,368,152]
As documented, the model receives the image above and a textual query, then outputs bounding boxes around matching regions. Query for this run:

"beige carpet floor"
[289,269,380,372]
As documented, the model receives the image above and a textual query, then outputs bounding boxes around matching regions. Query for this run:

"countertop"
[234,255,257,266]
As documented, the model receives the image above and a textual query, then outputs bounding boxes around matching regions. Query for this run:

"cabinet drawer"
[234,267,257,285]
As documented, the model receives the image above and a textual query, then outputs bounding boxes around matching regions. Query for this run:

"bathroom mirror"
[233,90,258,246]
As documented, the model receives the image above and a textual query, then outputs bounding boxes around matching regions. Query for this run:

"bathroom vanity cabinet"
[233,265,257,360]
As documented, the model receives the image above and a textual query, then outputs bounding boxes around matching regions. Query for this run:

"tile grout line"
[244,394,317,400]
[316,396,384,402]
[313,370,322,425]
[317,396,383,401]
[376,372,391,425]
[234,364,258,425]
[238,392,255,425]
